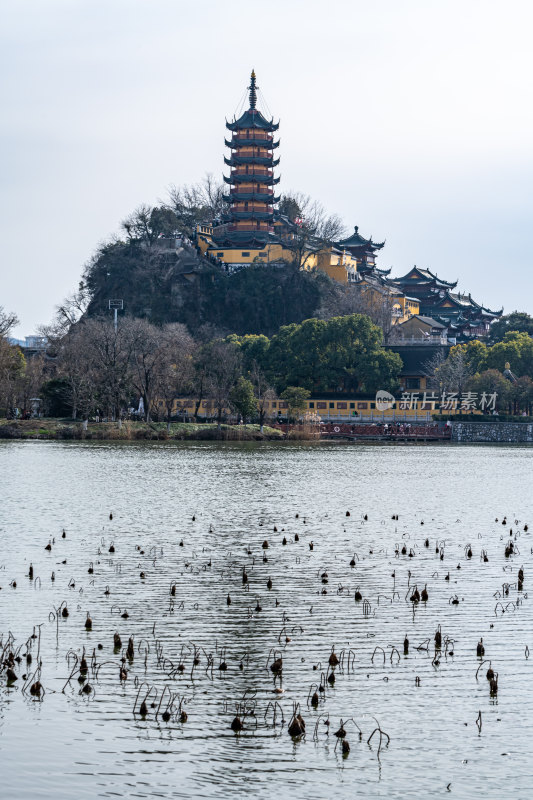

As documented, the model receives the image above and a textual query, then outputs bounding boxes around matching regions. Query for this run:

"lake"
[0,440,532,799]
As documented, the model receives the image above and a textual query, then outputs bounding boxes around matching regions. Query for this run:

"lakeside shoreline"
[0,419,289,442]
[2,419,532,445]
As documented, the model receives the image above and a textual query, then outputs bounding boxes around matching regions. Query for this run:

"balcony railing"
[231,204,271,211]
[233,132,273,142]
[230,187,273,195]
[231,149,272,156]
[393,336,449,345]
[228,224,274,232]
[232,168,273,177]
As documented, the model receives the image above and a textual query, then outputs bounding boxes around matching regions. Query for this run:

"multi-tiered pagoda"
[214,71,280,250]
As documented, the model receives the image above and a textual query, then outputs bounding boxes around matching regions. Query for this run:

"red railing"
[319,422,451,439]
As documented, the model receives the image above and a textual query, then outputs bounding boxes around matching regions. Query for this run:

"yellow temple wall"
[396,296,420,322]
[157,395,442,420]
[197,236,211,255]
[316,263,350,284]
[206,243,320,268]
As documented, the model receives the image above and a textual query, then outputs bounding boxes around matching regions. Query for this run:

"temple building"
[337,226,386,275]
[388,266,502,341]
[194,71,501,340]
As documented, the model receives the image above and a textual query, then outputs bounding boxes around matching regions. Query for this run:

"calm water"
[0,440,532,800]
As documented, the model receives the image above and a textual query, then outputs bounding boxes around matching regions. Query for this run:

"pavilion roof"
[433,291,502,316]
[400,315,447,329]
[392,266,457,288]
[337,225,384,251]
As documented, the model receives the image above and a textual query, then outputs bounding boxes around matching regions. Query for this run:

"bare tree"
[0,306,19,338]
[166,173,225,236]
[278,191,347,270]
[55,318,194,426]
[79,317,134,424]
[55,324,97,420]
[120,318,167,423]
[204,340,241,429]
[40,283,91,343]
[191,344,209,423]
[424,348,474,399]
[250,362,277,433]
[0,306,26,416]
[0,341,25,416]
[17,355,46,416]
[154,324,196,429]
[319,282,400,343]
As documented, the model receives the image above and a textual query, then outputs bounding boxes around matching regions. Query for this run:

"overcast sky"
[1,0,532,337]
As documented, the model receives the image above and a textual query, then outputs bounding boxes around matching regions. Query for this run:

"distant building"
[396,315,448,342]
[389,266,502,341]
[8,335,48,357]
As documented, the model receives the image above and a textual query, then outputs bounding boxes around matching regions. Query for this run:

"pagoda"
[214,71,280,249]
[337,226,387,275]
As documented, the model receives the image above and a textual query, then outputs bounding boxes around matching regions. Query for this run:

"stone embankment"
[451,421,533,443]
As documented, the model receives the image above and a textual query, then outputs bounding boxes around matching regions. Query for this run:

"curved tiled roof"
[337,225,385,250]
[226,108,279,132]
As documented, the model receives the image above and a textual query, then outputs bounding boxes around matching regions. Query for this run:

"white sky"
[1,0,532,337]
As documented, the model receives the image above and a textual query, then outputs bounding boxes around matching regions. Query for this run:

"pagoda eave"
[222,192,278,204]
[229,212,274,221]
[224,155,280,167]
[224,174,280,185]
[226,116,279,133]
[225,138,279,149]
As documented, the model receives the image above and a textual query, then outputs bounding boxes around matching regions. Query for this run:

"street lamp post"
[108,299,124,333]
[108,300,124,426]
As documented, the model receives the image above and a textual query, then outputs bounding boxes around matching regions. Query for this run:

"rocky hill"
[84,237,342,337]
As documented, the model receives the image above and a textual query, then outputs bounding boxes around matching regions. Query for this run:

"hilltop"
[84,235,352,337]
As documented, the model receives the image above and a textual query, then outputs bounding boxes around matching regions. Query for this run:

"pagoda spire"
[249,69,257,109]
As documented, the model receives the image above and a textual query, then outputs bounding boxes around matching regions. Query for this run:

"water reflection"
[0,440,532,799]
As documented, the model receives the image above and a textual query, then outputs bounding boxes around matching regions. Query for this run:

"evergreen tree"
[230,377,256,424]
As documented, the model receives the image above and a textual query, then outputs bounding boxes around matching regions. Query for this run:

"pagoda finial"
[249,69,257,109]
